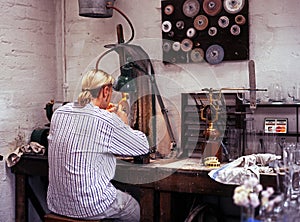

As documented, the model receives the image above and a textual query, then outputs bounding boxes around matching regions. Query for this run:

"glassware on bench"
[259,143,300,221]
[287,84,297,103]
[245,118,260,155]
[227,128,243,161]
[270,83,283,102]
[282,142,300,210]
[291,145,300,199]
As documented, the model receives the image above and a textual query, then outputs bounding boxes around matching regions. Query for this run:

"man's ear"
[102,86,110,101]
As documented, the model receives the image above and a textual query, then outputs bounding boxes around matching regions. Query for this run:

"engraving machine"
[78,0,177,163]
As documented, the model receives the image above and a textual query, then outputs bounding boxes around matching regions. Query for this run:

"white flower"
[233,187,250,207]
[261,189,282,213]
[266,187,274,195]
[261,190,271,206]
[255,184,263,193]
[261,190,271,199]
[233,177,263,208]
[249,192,260,208]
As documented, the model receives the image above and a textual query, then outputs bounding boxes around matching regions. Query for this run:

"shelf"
[181,93,246,158]
[182,93,300,159]
[243,102,300,107]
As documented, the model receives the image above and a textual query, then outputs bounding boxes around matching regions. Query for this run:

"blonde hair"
[78,69,114,106]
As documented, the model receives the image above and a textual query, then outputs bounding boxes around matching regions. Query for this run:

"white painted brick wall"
[65,0,300,152]
[0,0,60,221]
[65,0,300,91]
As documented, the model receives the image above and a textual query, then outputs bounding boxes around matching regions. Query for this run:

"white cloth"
[6,142,45,167]
[208,153,280,185]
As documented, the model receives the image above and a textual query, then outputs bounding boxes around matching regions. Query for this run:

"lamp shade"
[113,64,136,92]
[78,0,115,18]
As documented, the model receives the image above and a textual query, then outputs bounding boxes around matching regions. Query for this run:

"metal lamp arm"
[131,62,177,150]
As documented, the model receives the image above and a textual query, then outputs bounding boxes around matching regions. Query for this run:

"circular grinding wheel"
[162,21,172,33]
[194,15,209,31]
[203,0,222,16]
[164,4,174,15]
[208,27,218,36]
[190,48,205,62]
[162,41,172,52]
[230,24,241,35]
[176,20,185,30]
[205,44,224,64]
[187,27,197,38]
[223,0,245,14]
[218,16,229,28]
[181,38,193,52]
[183,0,200,18]
[172,42,181,51]
[168,31,174,38]
[235,14,246,25]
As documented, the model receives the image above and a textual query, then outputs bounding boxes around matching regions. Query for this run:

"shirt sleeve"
[110,115,150,156]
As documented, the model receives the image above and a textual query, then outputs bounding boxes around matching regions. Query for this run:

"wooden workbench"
[11,155,279,222]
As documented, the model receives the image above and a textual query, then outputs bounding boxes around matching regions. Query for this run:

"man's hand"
[116,104,129,125]
[106,103,117,113]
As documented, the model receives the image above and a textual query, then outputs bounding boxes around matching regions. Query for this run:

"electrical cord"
[106,4,135,44]
[95,4,135,70]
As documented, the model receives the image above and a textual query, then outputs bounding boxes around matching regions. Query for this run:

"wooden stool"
[44,213,101,222]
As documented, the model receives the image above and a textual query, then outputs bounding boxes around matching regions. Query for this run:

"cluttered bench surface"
[11,154,279,222]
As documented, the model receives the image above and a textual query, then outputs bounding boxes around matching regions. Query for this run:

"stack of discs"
[204,156,220,168]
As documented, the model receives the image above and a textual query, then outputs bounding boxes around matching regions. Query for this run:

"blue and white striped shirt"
[46,103,149,218]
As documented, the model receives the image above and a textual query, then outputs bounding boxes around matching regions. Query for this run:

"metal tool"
[190,48,204,63]
[182,0,200,17]
[248,60,256,110]
[164,4,174,15]
[230,24,241,36]
[223,0,245,14]
[203,0,222,16]
[205,44,224,65]
[194,15,209,31]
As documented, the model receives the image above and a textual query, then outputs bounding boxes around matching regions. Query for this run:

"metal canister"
[78,0,115,18]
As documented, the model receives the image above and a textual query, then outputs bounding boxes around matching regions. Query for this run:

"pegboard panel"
[161,0,249,64]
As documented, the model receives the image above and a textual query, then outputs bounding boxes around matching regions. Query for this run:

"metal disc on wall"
[164,4,174,15]
[182,0,200,18]
[218,16,229,28]
[162,21,172,33]
[176,20,185,30]
[168,31,175,38]
[172,42,181,51]
[187,27,196,38]
[230,24,241,35]
[163,41,172,52]
[190,48,204,62]
[181,38,193,52]
[203,0,222,16]
[194,15,209,31]
[223,0,245,14]
[205,44,224,64]
[235,14,246,25]
[208,27,218,36]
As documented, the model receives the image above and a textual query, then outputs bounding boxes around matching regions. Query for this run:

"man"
[47,69,150,221]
